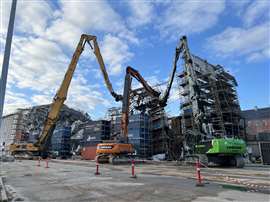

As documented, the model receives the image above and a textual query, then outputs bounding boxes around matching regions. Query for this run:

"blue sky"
[1,0,269,119]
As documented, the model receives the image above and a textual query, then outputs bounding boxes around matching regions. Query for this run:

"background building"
[0,108,29,149]
[242,107,270,164]
[73,120,111,160]
[128,113,150,157]
[0,104,89,155]
[0,113,18,149]
[112,113,151,157]
[150,111,169,156]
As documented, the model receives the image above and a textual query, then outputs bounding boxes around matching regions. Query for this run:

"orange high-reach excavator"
[96,36,190,164]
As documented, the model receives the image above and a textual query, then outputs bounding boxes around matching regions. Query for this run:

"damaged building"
[0,104,90,157]
[72,120,110,160]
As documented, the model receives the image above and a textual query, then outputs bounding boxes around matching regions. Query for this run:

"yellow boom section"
[35,34,121,150]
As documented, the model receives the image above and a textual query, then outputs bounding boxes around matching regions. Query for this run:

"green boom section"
[206,138,246,154]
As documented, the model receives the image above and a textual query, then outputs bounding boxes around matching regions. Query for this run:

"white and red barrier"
[195,159,204,186]
[95,160,100,175]
[130,159,137,178]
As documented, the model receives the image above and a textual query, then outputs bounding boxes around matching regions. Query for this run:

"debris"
[0,154,15,162]
[152,154,166,161]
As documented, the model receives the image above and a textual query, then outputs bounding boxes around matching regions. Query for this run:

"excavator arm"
[121,66,160,142]
[159,36,190,107]
[96,35,192,163]
[35,34,121,149]
[120,36,192,143]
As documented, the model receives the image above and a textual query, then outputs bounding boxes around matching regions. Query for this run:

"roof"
[241,107,270,120]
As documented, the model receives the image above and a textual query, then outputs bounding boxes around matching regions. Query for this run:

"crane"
[9,34,121,158]
[96,36,190,163]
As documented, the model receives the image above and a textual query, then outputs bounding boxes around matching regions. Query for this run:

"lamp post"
[0,0,17,128]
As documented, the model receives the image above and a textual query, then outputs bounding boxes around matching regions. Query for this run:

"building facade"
[128,113,150,157]
[0,108,29,150]
[150,111,169,156]
[0,113,17,149]
[0,104,89,152]
[241,107,270,164]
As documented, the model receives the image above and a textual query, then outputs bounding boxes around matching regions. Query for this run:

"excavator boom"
[158,36,192,108]
[36,35,121,149]
[121,66,160,142]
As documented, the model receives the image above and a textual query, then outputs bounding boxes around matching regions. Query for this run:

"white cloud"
[58,0,138,45]
[45,18,83,49]
[67,77,112,112]
[246,48,270,63]
[0,0,12,36]
[15,0,54,35]
[130,74,161,90]
[243,0,270,27]
[228,0,250,16]
[3,91,31,115]
[1,1,140,116]
[127,0,154,28]
[7,36,68,91]
[31,94,52,106]
[158,0,225,39]
[101,34,133,75]
[168,86,180,102]
[207,22,270,62]
[60,0,122,33]
[0,1,54,36]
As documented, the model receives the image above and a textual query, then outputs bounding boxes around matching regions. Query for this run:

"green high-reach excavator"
[180,36,246,168]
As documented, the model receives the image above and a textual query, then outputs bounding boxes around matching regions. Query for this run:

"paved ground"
[0,160,269,201]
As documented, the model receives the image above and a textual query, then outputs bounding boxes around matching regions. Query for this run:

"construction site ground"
[0,159,269,202]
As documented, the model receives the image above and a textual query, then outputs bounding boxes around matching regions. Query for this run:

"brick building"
[242,107,270,164]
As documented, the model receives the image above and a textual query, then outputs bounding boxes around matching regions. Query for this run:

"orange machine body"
[96,143,133,155]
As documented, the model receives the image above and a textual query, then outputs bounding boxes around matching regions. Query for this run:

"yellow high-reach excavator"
[9,34,122,158]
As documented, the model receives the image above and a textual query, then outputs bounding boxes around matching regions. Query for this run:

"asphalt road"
[0,160,269,202]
